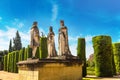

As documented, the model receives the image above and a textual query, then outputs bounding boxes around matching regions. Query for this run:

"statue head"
[33,21,38,26]
[60,20,64,27]
[49,26,53,32]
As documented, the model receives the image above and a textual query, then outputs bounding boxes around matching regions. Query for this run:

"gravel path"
[0,71,19,80]
[0,71,120,80]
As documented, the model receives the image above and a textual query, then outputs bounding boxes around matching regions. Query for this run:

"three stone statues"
[30,20,72,58]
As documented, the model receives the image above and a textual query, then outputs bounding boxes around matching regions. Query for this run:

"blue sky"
[0,0,120,58]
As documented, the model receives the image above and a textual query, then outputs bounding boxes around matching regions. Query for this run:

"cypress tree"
[92,35,113,77]
[40,37,48,59]
[14,51,19,73]
[113,43,120,74]
[19,48,25,61]
[24,48,27,60]
[3,55,7,71]
[77,38,86,77]
[27,45,32,58]
[9,39,12,52]
[13,31,22,51]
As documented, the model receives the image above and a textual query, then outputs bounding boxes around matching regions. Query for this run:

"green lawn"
[87,67,95,75]
[83,78,94,80]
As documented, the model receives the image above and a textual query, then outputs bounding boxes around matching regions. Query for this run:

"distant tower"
[47,26,57,57]
[58,20,71,56]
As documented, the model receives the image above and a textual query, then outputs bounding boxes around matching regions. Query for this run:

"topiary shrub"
[27,45,32,58]
[77,38,86,77]
[111,52,116,75]
[113,43,120,74]
[3,55,7,71]
[24,48,27,60]
[7,53,10,72]
[35,47,40,58]
[14,51,19,73]
[19,47,25,61]
[92,35,113,77]
[40,37,48,59]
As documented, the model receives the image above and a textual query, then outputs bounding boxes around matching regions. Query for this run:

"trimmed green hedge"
[5,51,19,73]
[27,45,32,58]
[3,37,48,73]
[92,35,113,77]
[113,43,120,74]
[77,38,86,77]
[19,47,25,61]
[3,55,7,71]
[24,48,27,60]
[40,37,48,59]
[14,51,19,73]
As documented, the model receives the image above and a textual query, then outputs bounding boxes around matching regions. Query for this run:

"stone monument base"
[17,58,82,80]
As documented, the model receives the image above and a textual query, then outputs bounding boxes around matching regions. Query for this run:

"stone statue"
[47,26,57,57]
[58,20,71,56]
[30,22,40,58]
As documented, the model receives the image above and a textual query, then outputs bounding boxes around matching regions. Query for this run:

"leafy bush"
[14,51,19,73]
[19,47,25,61]
[27,45,32,58]
[77,38,86,77]
[92,35,113,77]
[3,55,7,71]
[113,43,120,74]
[40,37,48,59]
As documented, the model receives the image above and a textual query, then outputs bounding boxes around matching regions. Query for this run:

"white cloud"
[18,22,24,28]
[69,35,94,58]
[85,35,94,58]
[12,18,24,28]
[70,44,77,56]
[0,26,30,51]
[69,36,79,41]
[51,4,58,21]
[85,35,93,42]
[53,34,94,57]
[0,26,17,51]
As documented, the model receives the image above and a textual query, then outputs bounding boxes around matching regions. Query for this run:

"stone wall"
[17,59,82,80]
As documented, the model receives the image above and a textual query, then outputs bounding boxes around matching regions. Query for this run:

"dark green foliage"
[19,47,25,61]
[3,50,8,55]
[13,31,22,51]
[40,37,48,59]
[0,51,4,56]
[92,35,113,77]
[35,47,40,58]
[9,39,12,52]
[14,51,19,73]
[87,54,95,67]
[27,45,32,58]
[3,55,7,71]
[0,51,4,70]
[111,52,116,75]
[77,38,86,77]
[6,51,19,73]
[113,43,120,74]
[24,48,27,60]
[7,53,10,72]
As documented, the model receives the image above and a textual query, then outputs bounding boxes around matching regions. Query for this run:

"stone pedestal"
[17,58,82,80]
